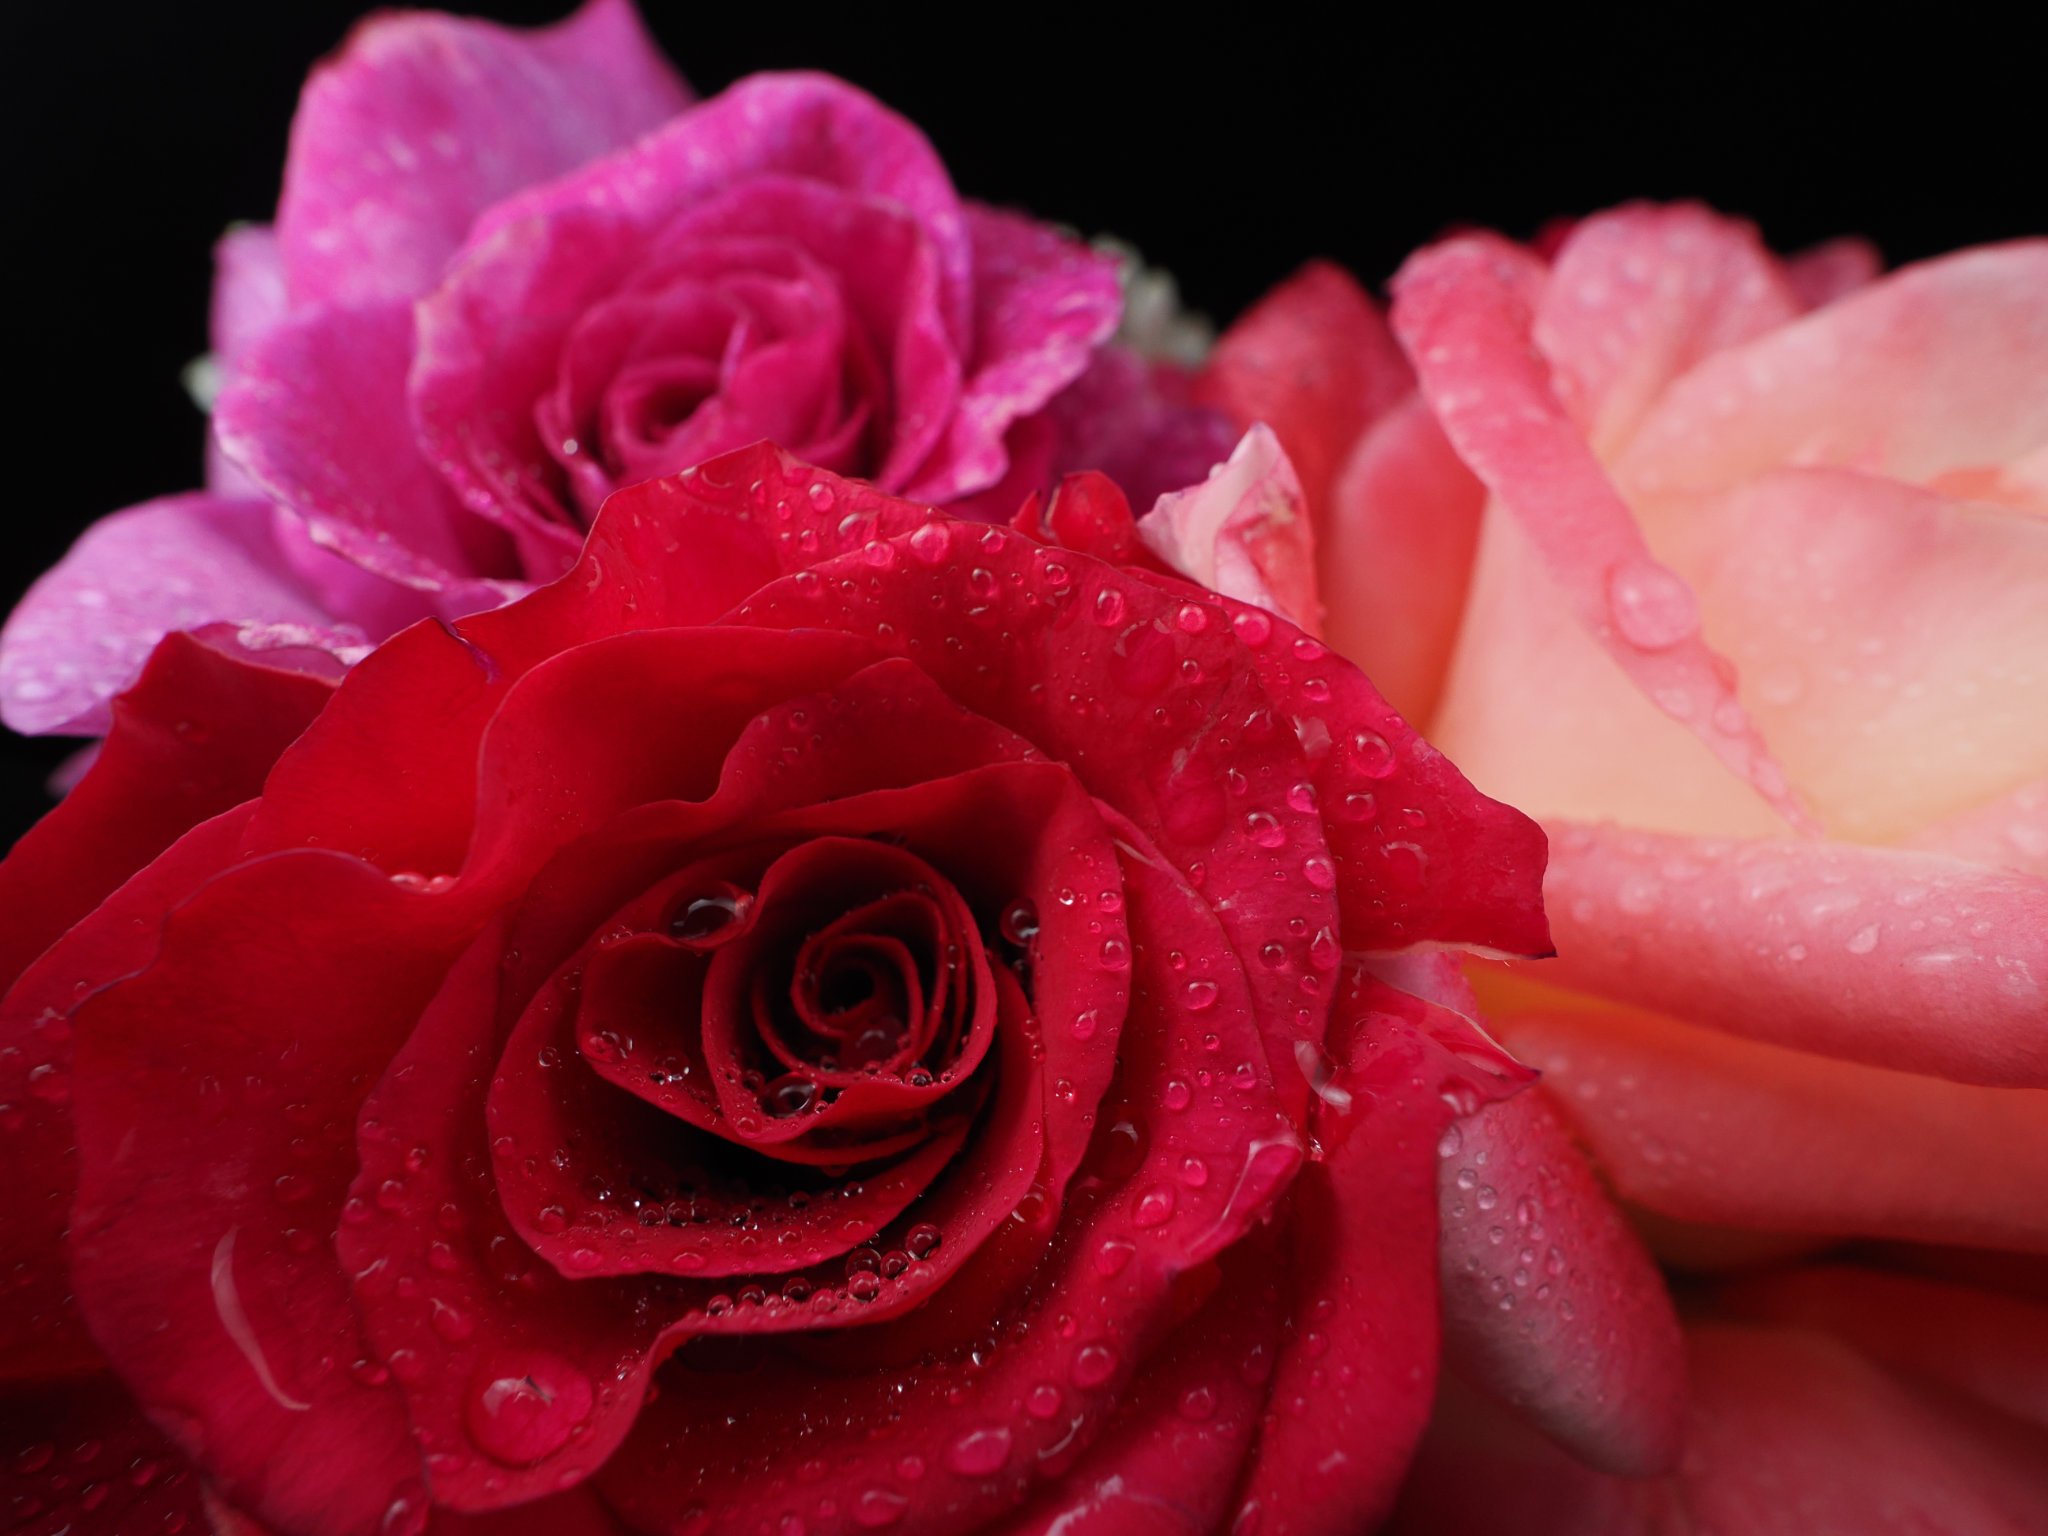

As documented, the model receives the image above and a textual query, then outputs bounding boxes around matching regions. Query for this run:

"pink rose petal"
[1533,203,1800,457]
[1439,1085,1686,1476]
[204,225,289,498]
[1392,232,1812,830]
[1784,235,1886,310]
[216,300,525,594]
[900,203,1121,503]
[1612,239,2048,502]
[0,495,353,735]
[1647,468,2048,843]
[1321,394,1485,723]
[1534,819,2048,1086]
[1139,424,1322,633]
[1493,1004,2048,1251]
[277,0,689,307]
[1392,1324,2048,1536]
[1903,777,2048,878]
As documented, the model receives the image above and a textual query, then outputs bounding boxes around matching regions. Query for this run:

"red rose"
[0,444,1545,1535]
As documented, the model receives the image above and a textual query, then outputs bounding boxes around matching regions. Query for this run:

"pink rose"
[1191,203,2048,1527]
[0,0,1228,737]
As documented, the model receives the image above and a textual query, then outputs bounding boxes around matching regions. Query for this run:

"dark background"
[5,4,2041,841]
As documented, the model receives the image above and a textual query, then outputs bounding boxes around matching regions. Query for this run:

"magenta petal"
[277,0,689,307]
[0,494,352,735]
[900,203,1122,503]
[1439,1086,1687,1475]
[206,225,289,497]
[471,72,972,340]
[216,300,523,594]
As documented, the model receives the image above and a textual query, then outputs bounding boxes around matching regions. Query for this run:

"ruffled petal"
[0,495,348,735]
[1139,425,1321,633]
[215,301,524,593]
[277,0,689,306]
[900,203,1121,504]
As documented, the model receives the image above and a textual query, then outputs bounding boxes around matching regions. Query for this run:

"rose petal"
[470,72,971,341]
[1230,975,1525,1536]
[216,301,526,592]
[277,0,689,307]
[900,203,1121,504]
[1139,424,1322,634]
[1903,776,2048,878]
[0,495,349,735]
[1046,346,1240,514]
[1493,1004,2048,1251]
[1715,1264,2048,1432]
[596,820,1298,1536]
[1532,203,1800,457]
[1784,235,1885,310]
[1193,259,1412,513]
[1648,468,2048,843]
[1319,394,1486,724]
[1612,239,2048,502]
[1392,232,1810,830]
[206,224,289,497]
[1533,820,2048,1085]
[986,1237,1285,1536]
[69,852,477,1536]
[1392,1325,2048,1536]
[0,1373,210,1535]
[1438,1085,1686,1475]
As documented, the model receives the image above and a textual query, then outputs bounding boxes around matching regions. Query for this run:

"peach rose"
[1188,203,2048,1529]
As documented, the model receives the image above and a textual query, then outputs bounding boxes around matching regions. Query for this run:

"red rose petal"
[69,852,477,1536]
[1438,1085,1686,1476]
[596,823,1296,1536]
[0,635,328,1378]
[985,1236,1285,1536]
[1230,973,1526,1536]
[1532,820,2048,1085]
[0,1372,210,1536]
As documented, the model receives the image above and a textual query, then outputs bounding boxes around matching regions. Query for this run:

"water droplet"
[907,522,953,565]
[1347,730,1396,779]
[1845,924,1881,955]
[1000,898,1040,946]
[1231,609,1272,645]
[1072,1342,1118,1388]
[1133,1186,1177,1227]
[670,883,755,947]
[465,1351,594,1466]
[1099,938,1130,970]
[854,1487,909,1527]
[1184,979,1220,1011]
[1606,558,1699,650]
[1301,854,1336,890]
[946,1426,1014,1477]
[1178,1385,1218,1421]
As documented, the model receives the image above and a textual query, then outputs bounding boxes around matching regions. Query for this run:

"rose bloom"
[1190,203,2048,1529]
[0,0,1227,739]
[0,440,1558,1534]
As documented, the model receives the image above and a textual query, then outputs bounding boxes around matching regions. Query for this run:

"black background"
[4,4,2041,841]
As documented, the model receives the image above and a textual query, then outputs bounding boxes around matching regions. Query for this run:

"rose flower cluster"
[2,4,2043,1536]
